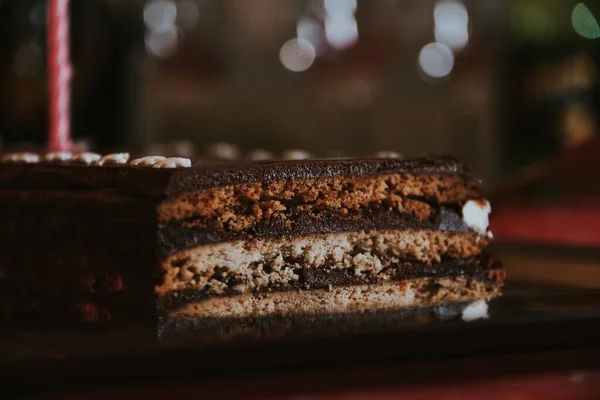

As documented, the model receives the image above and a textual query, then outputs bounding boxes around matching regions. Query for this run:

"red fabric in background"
[491,137,600,247]
[490,201,600,247]
[298,373,600,400]
[43,349,600,400]
[45,371,600,400]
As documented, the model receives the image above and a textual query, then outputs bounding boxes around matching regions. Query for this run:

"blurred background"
[1,0,600,269]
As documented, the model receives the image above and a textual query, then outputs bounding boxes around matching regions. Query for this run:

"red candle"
[47,0,72,152]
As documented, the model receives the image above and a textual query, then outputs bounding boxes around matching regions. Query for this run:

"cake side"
[149,157,502,339]
[0,188,158,325]
[0,152,503,340]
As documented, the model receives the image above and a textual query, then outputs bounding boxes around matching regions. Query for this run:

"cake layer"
[158,256,503,309]
[168,277,499,320]
[154,170,483,253]
[0,189,154,220]
[0,290,156,326]
[0,164,127,190]
[157,173,480,225]
[157,229,490,296]
[156,207,472,255]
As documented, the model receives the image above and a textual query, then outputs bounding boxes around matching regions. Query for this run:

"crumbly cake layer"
[154,172,482,254]
[169,277,499,319]
[158,256,503,310]
[157,173,480,224]
[156,207,472,256]
[157,229,489,296]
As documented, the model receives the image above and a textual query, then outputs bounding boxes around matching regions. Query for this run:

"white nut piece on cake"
[462,199,491,235]
[282,149,312,160]
[1,152,40,163]
[152,157,192,168]
[70,152,102,165]
[44,152,73,162]
[94,153,130,166]
[129,156,167,166]
[374,150,402,158]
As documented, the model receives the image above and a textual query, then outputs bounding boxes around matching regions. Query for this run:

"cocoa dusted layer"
[158,256,504,310]
[158,302,471,340]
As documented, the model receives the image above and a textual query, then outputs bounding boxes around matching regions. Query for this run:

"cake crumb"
[461,299,489,322]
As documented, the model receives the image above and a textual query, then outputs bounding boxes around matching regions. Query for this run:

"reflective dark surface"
[2,244,600,391]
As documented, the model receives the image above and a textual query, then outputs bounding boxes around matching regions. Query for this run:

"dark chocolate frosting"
[118,156,475,197]
[0,156,476,197]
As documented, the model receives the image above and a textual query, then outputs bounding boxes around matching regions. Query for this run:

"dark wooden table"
[5,244,600,399]
[28,349,600,399]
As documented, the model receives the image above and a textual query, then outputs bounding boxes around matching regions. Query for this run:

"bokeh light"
[279,38,316,72]
[324,0,357,16]
[325,14,359,50]
[572,3,600,39]
[297,17,327,56]
[143,0,177,31]
[145,25,181,58]
[510,2,556,42]
[418,42,454,78]
[434,0,469,50]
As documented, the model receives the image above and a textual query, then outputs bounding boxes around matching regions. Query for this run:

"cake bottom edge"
[157,300,490,343]
[158,275,501,342]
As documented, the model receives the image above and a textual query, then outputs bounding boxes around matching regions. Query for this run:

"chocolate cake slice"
[0,152,504,340]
